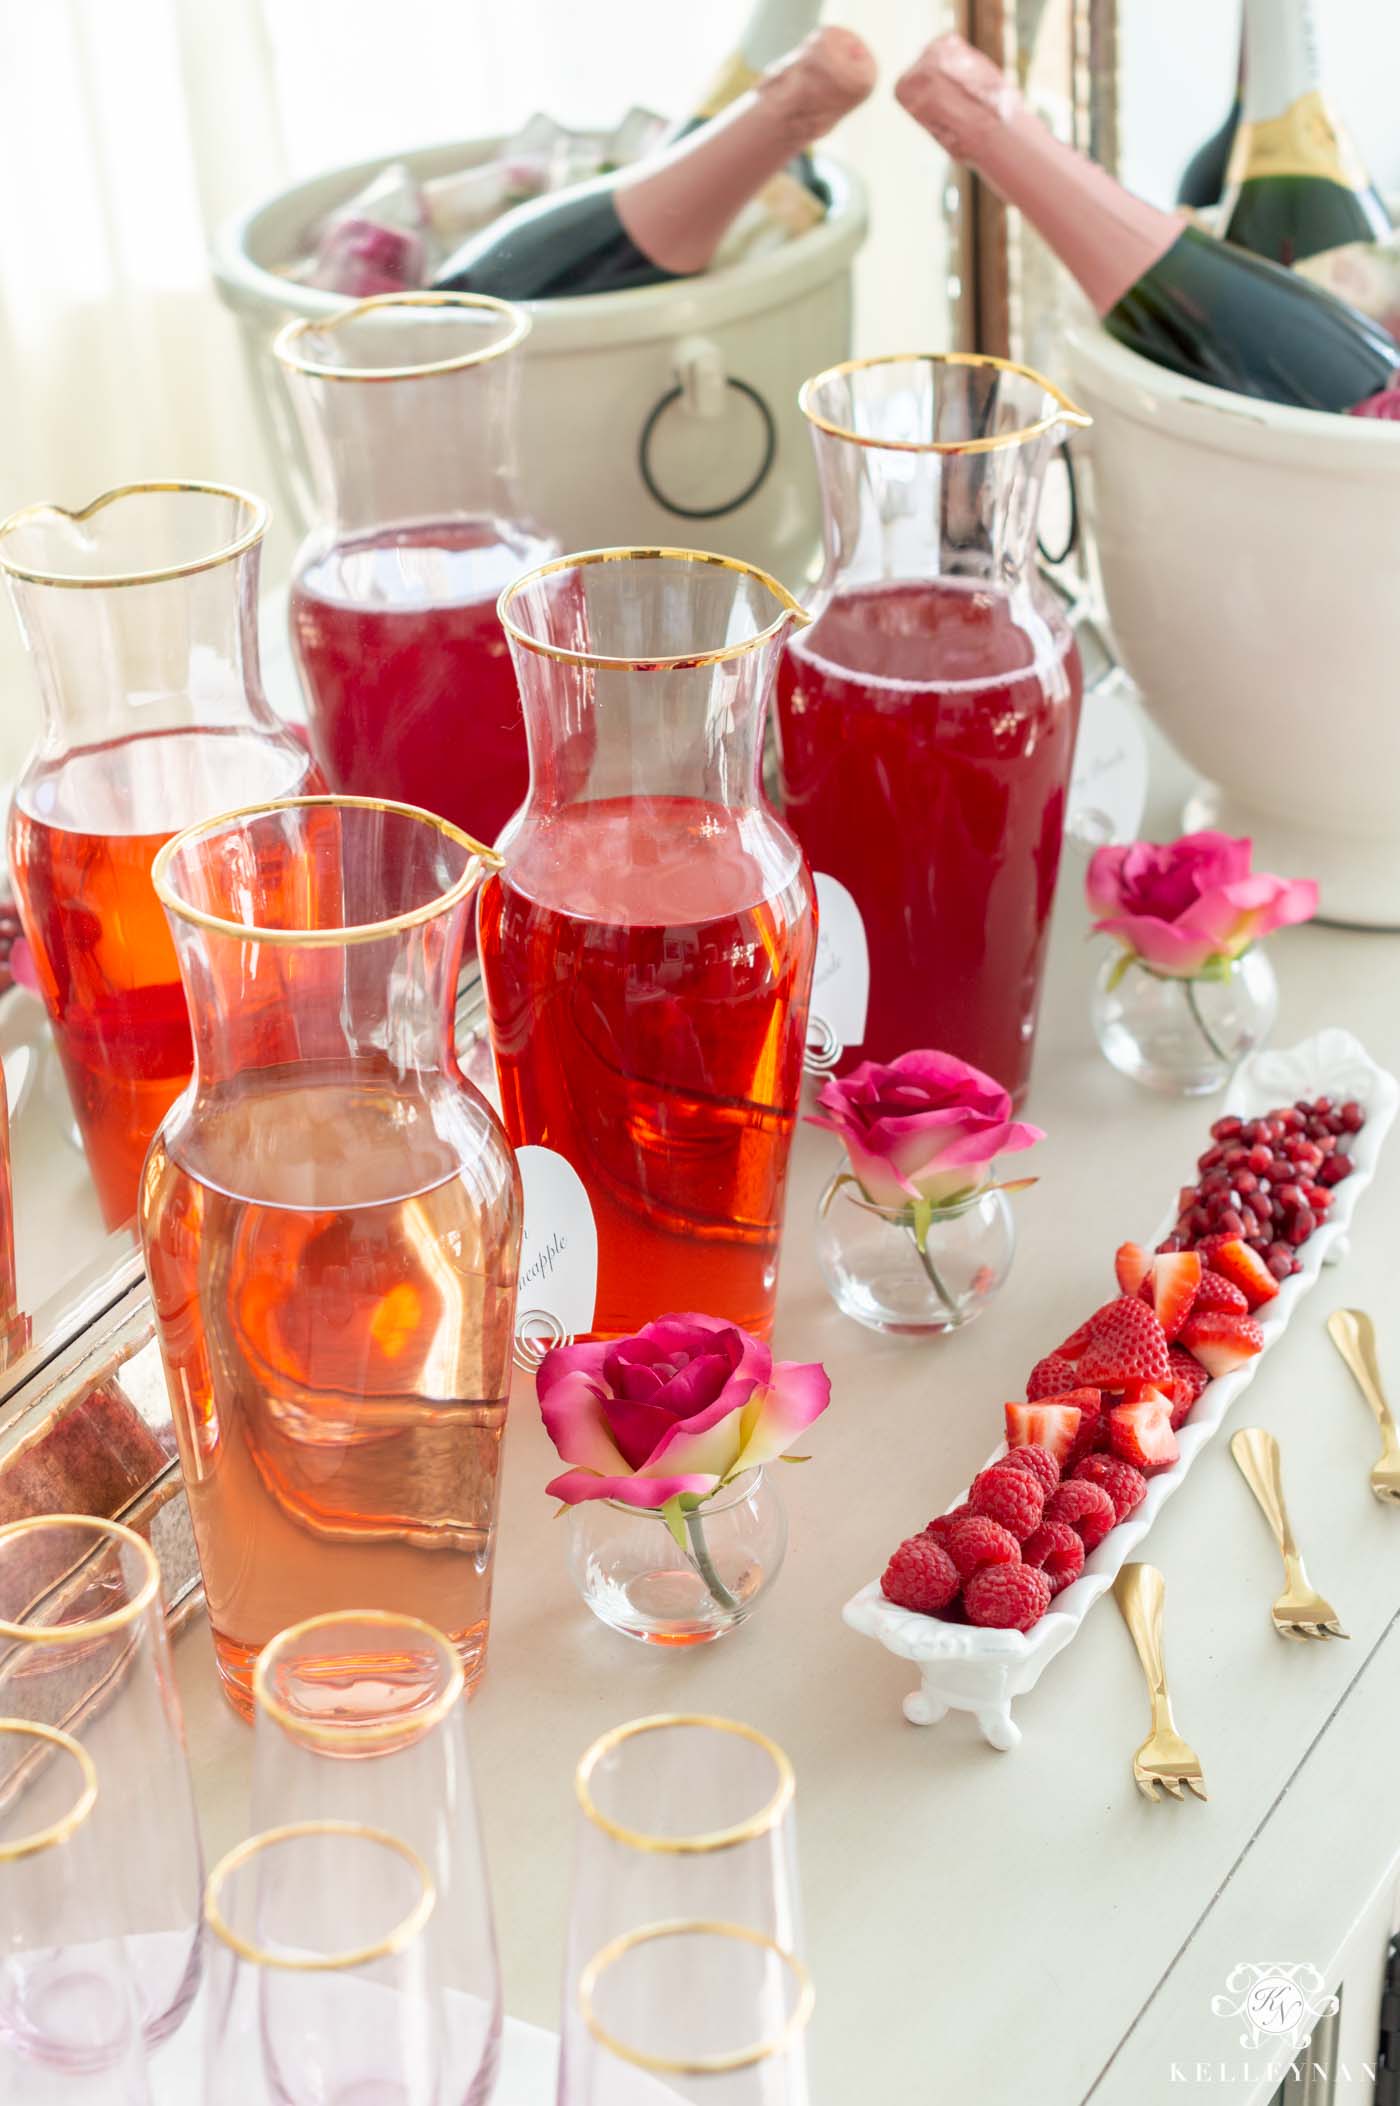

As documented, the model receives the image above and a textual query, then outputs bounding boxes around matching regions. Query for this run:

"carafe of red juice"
[0,482,317,1231]
[278,292,557,871]
[478,548,817,1342]
[776,355,1091,1104]
[139,795,521,1719]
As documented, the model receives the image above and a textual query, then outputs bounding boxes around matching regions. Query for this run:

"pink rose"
[1086,831,1317,980]
[538,1313,831,1510]
[807,1049,1043,1212]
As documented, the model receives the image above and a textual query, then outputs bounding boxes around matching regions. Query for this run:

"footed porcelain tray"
[843,1031,1398,1751]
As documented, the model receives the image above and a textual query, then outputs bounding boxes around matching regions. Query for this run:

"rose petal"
[729,1360,832,1475]
[536,1340,612,1404]
[545,1467,722,1508]
[537,1367,631,1476]
[601,1394,685,1472]
[1088,910,1219,978]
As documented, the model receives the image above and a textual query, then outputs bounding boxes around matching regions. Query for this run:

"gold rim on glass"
[577,1919,813,2076]
[151,794,503,950]
[0,1515,160,1644]
[254,1610,465,1751]
[273,291,531,383]
[0,480,269,590]
[204,1821,435,1971]
[0,1722,99,1863]
[576,1715,794,1855]
[798,351,1092,454]
[496,546,812,671]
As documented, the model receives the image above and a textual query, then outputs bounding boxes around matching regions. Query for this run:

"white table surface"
[170,709,1400,2106]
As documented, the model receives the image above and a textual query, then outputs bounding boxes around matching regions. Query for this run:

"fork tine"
[1134,1774,1160,1803]
[1185,1776,1209,1801]
[1277,1622,1308,1641]
[1160,1776,1185,1800]
[1324,1621,1350,1639]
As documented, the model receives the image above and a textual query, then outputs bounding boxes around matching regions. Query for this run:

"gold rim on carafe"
[496,545,812,672]
[273,290,531,383]
[0,480,269,590]
[798,351,1092,455]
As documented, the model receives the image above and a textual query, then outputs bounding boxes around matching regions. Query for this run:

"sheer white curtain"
[0,0,946,777]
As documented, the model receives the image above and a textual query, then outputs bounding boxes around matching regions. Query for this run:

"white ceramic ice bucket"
[1065,316,1400,928]
[211,138,867,590]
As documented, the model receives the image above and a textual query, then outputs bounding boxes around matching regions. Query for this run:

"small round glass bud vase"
[565,1468,786,1647]
[1092,946,1278,1097]
[815,1173,1015,1336]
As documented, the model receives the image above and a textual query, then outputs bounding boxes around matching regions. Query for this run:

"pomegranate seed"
[1276,1182,1305,1209]
[1220,1208,1245,1235]
[1266,1249,1294,1281]
[1341,1100,1365,1133]
[1287,1208,1317,1245]
[1234,1170,1259,1196]
[1157,1233,1184,1253]
[1211,1116,1243,1140]
[1318,1154,1353,1187]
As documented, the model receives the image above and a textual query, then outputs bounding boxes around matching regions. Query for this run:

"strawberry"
[1167,1343,1211,1405]
[1026,1352,1078,1401]
[1075,1297,1171,1391]
[1004,1399,1083,1467]
[1056,1310,1102,1360]
[1114,1241,1152,1296]
[1192,1268,1249,1315]
[1156,1373,1197,1430]
[1107,1392,1179,1472]
[1147,1249,1202,1342]
[1204,1236,1280,1310]
[1177,1308,1265,1376]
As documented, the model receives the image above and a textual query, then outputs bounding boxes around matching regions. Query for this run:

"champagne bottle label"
[804,872,869,1071]
[1226,89,1370,191]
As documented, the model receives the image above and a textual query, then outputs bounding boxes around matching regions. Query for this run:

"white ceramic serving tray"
[843,1031,1398,1751]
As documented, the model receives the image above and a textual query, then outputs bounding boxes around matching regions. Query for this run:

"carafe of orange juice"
[0,483,317,1230]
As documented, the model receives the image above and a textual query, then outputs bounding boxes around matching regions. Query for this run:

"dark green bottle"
[1176,22,1243,209]
[1221,0,1391,265]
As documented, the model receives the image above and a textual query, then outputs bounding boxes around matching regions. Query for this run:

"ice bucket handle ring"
[638,335,777,522]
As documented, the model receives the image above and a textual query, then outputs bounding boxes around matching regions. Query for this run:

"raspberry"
[881,1535,960,1616]
[1075,1297,1171,1390]
[1022,1519,1086,1595]
[1072,1453,1147,1522]
[925,1501,972,1549]
[1045,1478,1117,1551]
[964,1561,1052,1632]
[968,1463,1044,1541]
[942,1515,1021,1580]
[1026,1352,1078,1401]
[1167,1344,1210,1404]
[1003,1445,1061,1498]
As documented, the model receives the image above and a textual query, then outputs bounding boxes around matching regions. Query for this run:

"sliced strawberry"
[1192,1268,1249,1315]
[1167,1343,1211,1405]
[1156,1373,1196,1430]
[1004,1399,1083,1466]
[1075,1297,1171,1390]
[1114,1241,1152,1296]
[1149,1249,1202,1342]
[1177,1308,1266,1377]
[1107,1392,1179,1472]
[1206,1236,1280,1310]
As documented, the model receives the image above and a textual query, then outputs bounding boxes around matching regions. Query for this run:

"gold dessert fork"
[1326,1309,1400,1507]
[1230,1428,1349,1641]
[1113,1563,1208,1802]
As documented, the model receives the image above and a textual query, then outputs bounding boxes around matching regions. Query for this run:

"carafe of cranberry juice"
[776,356,1091,1103]
[0,482,317,1230]
[478,548,817,1341]
[140,796,521,1719]
[279,293,556,881]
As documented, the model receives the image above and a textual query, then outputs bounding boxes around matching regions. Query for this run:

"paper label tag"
[514,1146,598,1369]
[806,872,870,1073]
[1066,675,1149,849]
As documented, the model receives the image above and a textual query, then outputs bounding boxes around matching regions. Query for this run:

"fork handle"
[1328,1309,1400,1454]
[1230,1427,1302,1568]
[1113,1563,1175,1726]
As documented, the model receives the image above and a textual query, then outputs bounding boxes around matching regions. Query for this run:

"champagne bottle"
[1221,0,1390,265]
[433,27,874,299]
[675,0,828,203]
[1177,21,1243,209]
[896,34,1398,414]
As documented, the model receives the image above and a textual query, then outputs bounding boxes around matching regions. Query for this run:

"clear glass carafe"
[776,356,1091,1104]
[0,482,317,1230]
[478,548,816,1341]
[139,796,520,1719]
[278,294,557,880]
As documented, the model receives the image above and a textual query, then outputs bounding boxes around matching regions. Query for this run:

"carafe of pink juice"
[776,356,1091,1104]
[478,548,817,1341]
[278,293,557,880]
[140,796,520,1718]
[0,482,317,1231]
